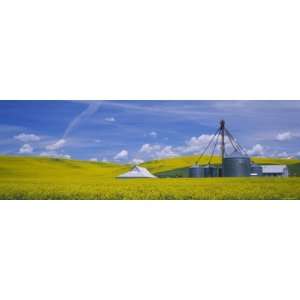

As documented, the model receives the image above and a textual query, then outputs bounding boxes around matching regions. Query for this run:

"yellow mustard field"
[0,156,300,200]
[1,178,300,200]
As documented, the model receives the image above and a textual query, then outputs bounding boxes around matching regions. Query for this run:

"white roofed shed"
[117,166,157,178]
[261,165,289,177]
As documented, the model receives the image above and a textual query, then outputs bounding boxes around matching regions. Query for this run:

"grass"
[0,155,300,200]
[0,155,129,180]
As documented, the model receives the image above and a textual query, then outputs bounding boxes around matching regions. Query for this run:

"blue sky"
[0,100,300,163]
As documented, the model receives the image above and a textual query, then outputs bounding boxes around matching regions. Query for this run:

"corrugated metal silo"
[223,151,251,177]
[218,167,223,177]
[189,165,203,178]
[203,165,218,177]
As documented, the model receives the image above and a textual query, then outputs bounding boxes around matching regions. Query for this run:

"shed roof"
[117,166,157,178]
[261,165,287,173]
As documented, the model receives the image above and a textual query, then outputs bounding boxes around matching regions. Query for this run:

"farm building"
[117,166,157,178]
[261,165,289,177]
[187,120,291,178]
[188,120,253,178]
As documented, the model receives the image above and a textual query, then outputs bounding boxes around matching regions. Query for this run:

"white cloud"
[105,117,115,122]
[46,139,66,150]
[175,134,231,155]
[40,151,71,159]
[138,136,264,160]
[139,136,216,159]
[156,146,178,158]
[40,152,51,157]
[149,131,157,138]
[19,144,33,154]
[181,134,214,154]
[114,149,128,160]
[139,143,177,159]
[138,131,255,161]
[102,157,108,162]
[131,158,144,165]
[89,158,98,162]
[277,151,289,157]
[14,133,40,142]
[94,139,101,143]
[276,131,292,141]
[247,144,265,156]
[139,143,161,153]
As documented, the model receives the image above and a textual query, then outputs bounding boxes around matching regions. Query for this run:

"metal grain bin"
[250,164,263,176]
[217,167,222,177]
[223,151,251,177]
[189,165,203,178]
[203,165,218,177]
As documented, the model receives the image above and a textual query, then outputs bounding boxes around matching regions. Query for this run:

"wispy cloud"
[46,139,66,150]
[106,101,217,122]
[131,158,144,165]
[89,157,98,162]
[276,131,293,141]
[40,151,71,159]
[63,101,102,138]
[149,131,157,138]
[277,151,289,157]
[0,124,25,134]
[14,133,40,142]
[105,117,115,122]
